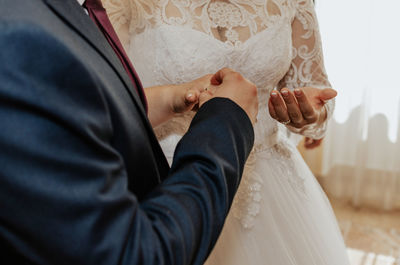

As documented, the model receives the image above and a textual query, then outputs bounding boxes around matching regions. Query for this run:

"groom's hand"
[199,68,258,124]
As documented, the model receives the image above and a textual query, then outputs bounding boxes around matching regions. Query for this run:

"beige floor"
[298,141,400,264]
[330,197,400,265]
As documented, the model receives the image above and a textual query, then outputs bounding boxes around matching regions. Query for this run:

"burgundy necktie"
[83,0,148,112]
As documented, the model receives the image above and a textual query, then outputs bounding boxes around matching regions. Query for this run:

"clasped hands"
[147,68,258,127]
[173,68,258,123]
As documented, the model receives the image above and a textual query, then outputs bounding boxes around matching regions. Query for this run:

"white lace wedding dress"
[104,0,350,264]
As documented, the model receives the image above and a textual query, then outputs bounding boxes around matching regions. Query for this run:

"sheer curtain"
[303,0,400,210]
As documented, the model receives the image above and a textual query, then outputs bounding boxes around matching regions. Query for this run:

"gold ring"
[281,120,291,125]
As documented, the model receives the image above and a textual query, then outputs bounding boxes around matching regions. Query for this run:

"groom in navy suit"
[0,0,257,264]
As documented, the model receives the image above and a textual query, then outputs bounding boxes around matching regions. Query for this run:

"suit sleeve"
[0,22,254,265]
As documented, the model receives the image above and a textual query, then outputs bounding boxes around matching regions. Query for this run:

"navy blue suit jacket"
[0,0,254,264]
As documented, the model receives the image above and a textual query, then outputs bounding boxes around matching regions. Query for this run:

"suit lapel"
[44,0,147,117]
[44,0,170,179]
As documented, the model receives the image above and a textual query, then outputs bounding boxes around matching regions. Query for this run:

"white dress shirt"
[76,0,88,15]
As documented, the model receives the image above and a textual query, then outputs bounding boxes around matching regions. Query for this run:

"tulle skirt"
[204,141,350,265]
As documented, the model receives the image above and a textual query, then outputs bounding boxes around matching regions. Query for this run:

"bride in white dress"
[104,0,350,264]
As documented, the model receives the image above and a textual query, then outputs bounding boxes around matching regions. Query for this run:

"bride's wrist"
[169,84,181,114]
[316,104,328,126]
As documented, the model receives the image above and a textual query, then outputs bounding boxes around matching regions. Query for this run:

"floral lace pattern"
[208,2,242,46]
[231,151,264,229]
[232,141,308,229]
[104,0,289,47]
[103,0,334,229]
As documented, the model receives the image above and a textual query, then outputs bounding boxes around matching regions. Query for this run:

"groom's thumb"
[198,91,213,108]
[319,88,337,101]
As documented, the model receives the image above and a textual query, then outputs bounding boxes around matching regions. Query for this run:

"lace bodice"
[104,0,335,228]
[104,0,334,147]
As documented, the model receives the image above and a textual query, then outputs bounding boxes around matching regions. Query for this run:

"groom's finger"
[211,68,235,85]
[198,91,213,108]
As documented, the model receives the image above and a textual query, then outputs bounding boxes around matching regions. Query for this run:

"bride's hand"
[268,87,337,129]
[171,74,213,113]
[304,137,323,149]
[145,74,213,127]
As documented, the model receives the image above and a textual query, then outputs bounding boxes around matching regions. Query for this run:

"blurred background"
[299,0,400,264]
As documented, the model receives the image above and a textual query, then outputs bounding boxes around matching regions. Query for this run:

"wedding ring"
[281,119,291,125]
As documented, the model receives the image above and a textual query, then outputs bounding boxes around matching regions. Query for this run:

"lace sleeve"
[279,0,334,139]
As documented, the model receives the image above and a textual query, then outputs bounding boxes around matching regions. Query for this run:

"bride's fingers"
[191,82,211,94]
[304,137,323,149]
[270,90,290,122]
[319,88,337,101]
[202,74,214,82]
[184,89,200,106]
[294,88,317,123]
[280,88,304,127]
[268,99,277,120]
[198,74,214,91]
